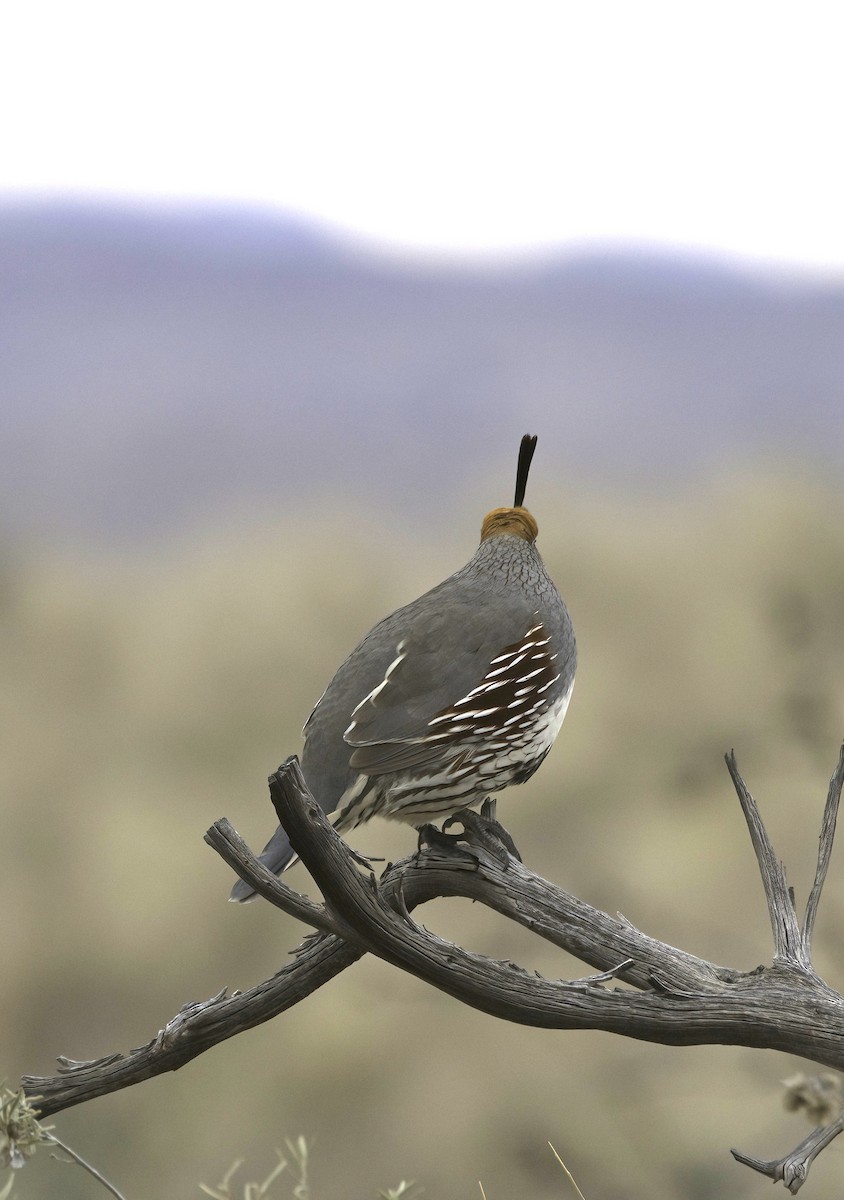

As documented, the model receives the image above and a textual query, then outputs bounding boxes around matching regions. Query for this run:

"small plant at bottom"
[376,1182,423,1200]
[200,1139,422,1200]
[1,1081,127,1198]
[200,1137,310,1200]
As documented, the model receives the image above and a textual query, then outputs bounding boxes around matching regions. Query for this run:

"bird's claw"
[415,807,521,868]
[442,806,522,867]
[416,822,475,858]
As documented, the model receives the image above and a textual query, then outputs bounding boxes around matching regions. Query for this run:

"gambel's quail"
[230,435,576,900]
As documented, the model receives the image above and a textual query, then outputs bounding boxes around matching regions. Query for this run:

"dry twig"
[19,744,844,1190]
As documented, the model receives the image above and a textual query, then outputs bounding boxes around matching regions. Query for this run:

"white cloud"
[1,0,842,268]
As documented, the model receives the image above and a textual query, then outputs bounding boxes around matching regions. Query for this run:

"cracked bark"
[19,744,844,1192]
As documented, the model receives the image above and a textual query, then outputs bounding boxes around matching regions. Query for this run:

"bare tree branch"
[732,1116,844,1194]
[725,750,807,970]
[802,741,844,961]
[19,744,844,1191]
[21,917,361,1118]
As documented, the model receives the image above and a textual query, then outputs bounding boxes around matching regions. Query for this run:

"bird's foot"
[415,823,481,867]
[443,805,522,866]
[415,804,521,869]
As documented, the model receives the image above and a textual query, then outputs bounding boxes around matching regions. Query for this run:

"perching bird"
[230,434,576,900]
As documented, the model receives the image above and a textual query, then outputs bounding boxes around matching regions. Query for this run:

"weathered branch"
[802,741,844,961]
[263,758,844,1057]
[725,749,807,969]
[22,911,361,1117]
[20,744,844,1191]
[21,807,735,1117]
[732,1115,844,1194]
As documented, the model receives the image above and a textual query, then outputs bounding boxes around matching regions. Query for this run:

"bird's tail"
[229,805,366,901]
[228,824,298,902]
[228,782,375,902]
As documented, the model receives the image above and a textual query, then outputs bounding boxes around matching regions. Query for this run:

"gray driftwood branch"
[21,745,844,1192]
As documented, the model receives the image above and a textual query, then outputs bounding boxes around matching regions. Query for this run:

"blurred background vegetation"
[4,471,844,1198]
[3,207,844,1197]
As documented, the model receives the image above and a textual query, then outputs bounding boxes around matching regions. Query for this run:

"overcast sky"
[2,1,842,270]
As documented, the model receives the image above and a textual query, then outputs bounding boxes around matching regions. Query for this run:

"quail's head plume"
[230,434,576,901]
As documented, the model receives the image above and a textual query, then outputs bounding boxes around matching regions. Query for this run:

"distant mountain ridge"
[2,200,843,542]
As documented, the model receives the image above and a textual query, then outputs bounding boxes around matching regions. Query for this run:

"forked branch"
[732,1115,844,1194]
[19,745,844,1192]
[802,743,844,960]
[725,750,807,969]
